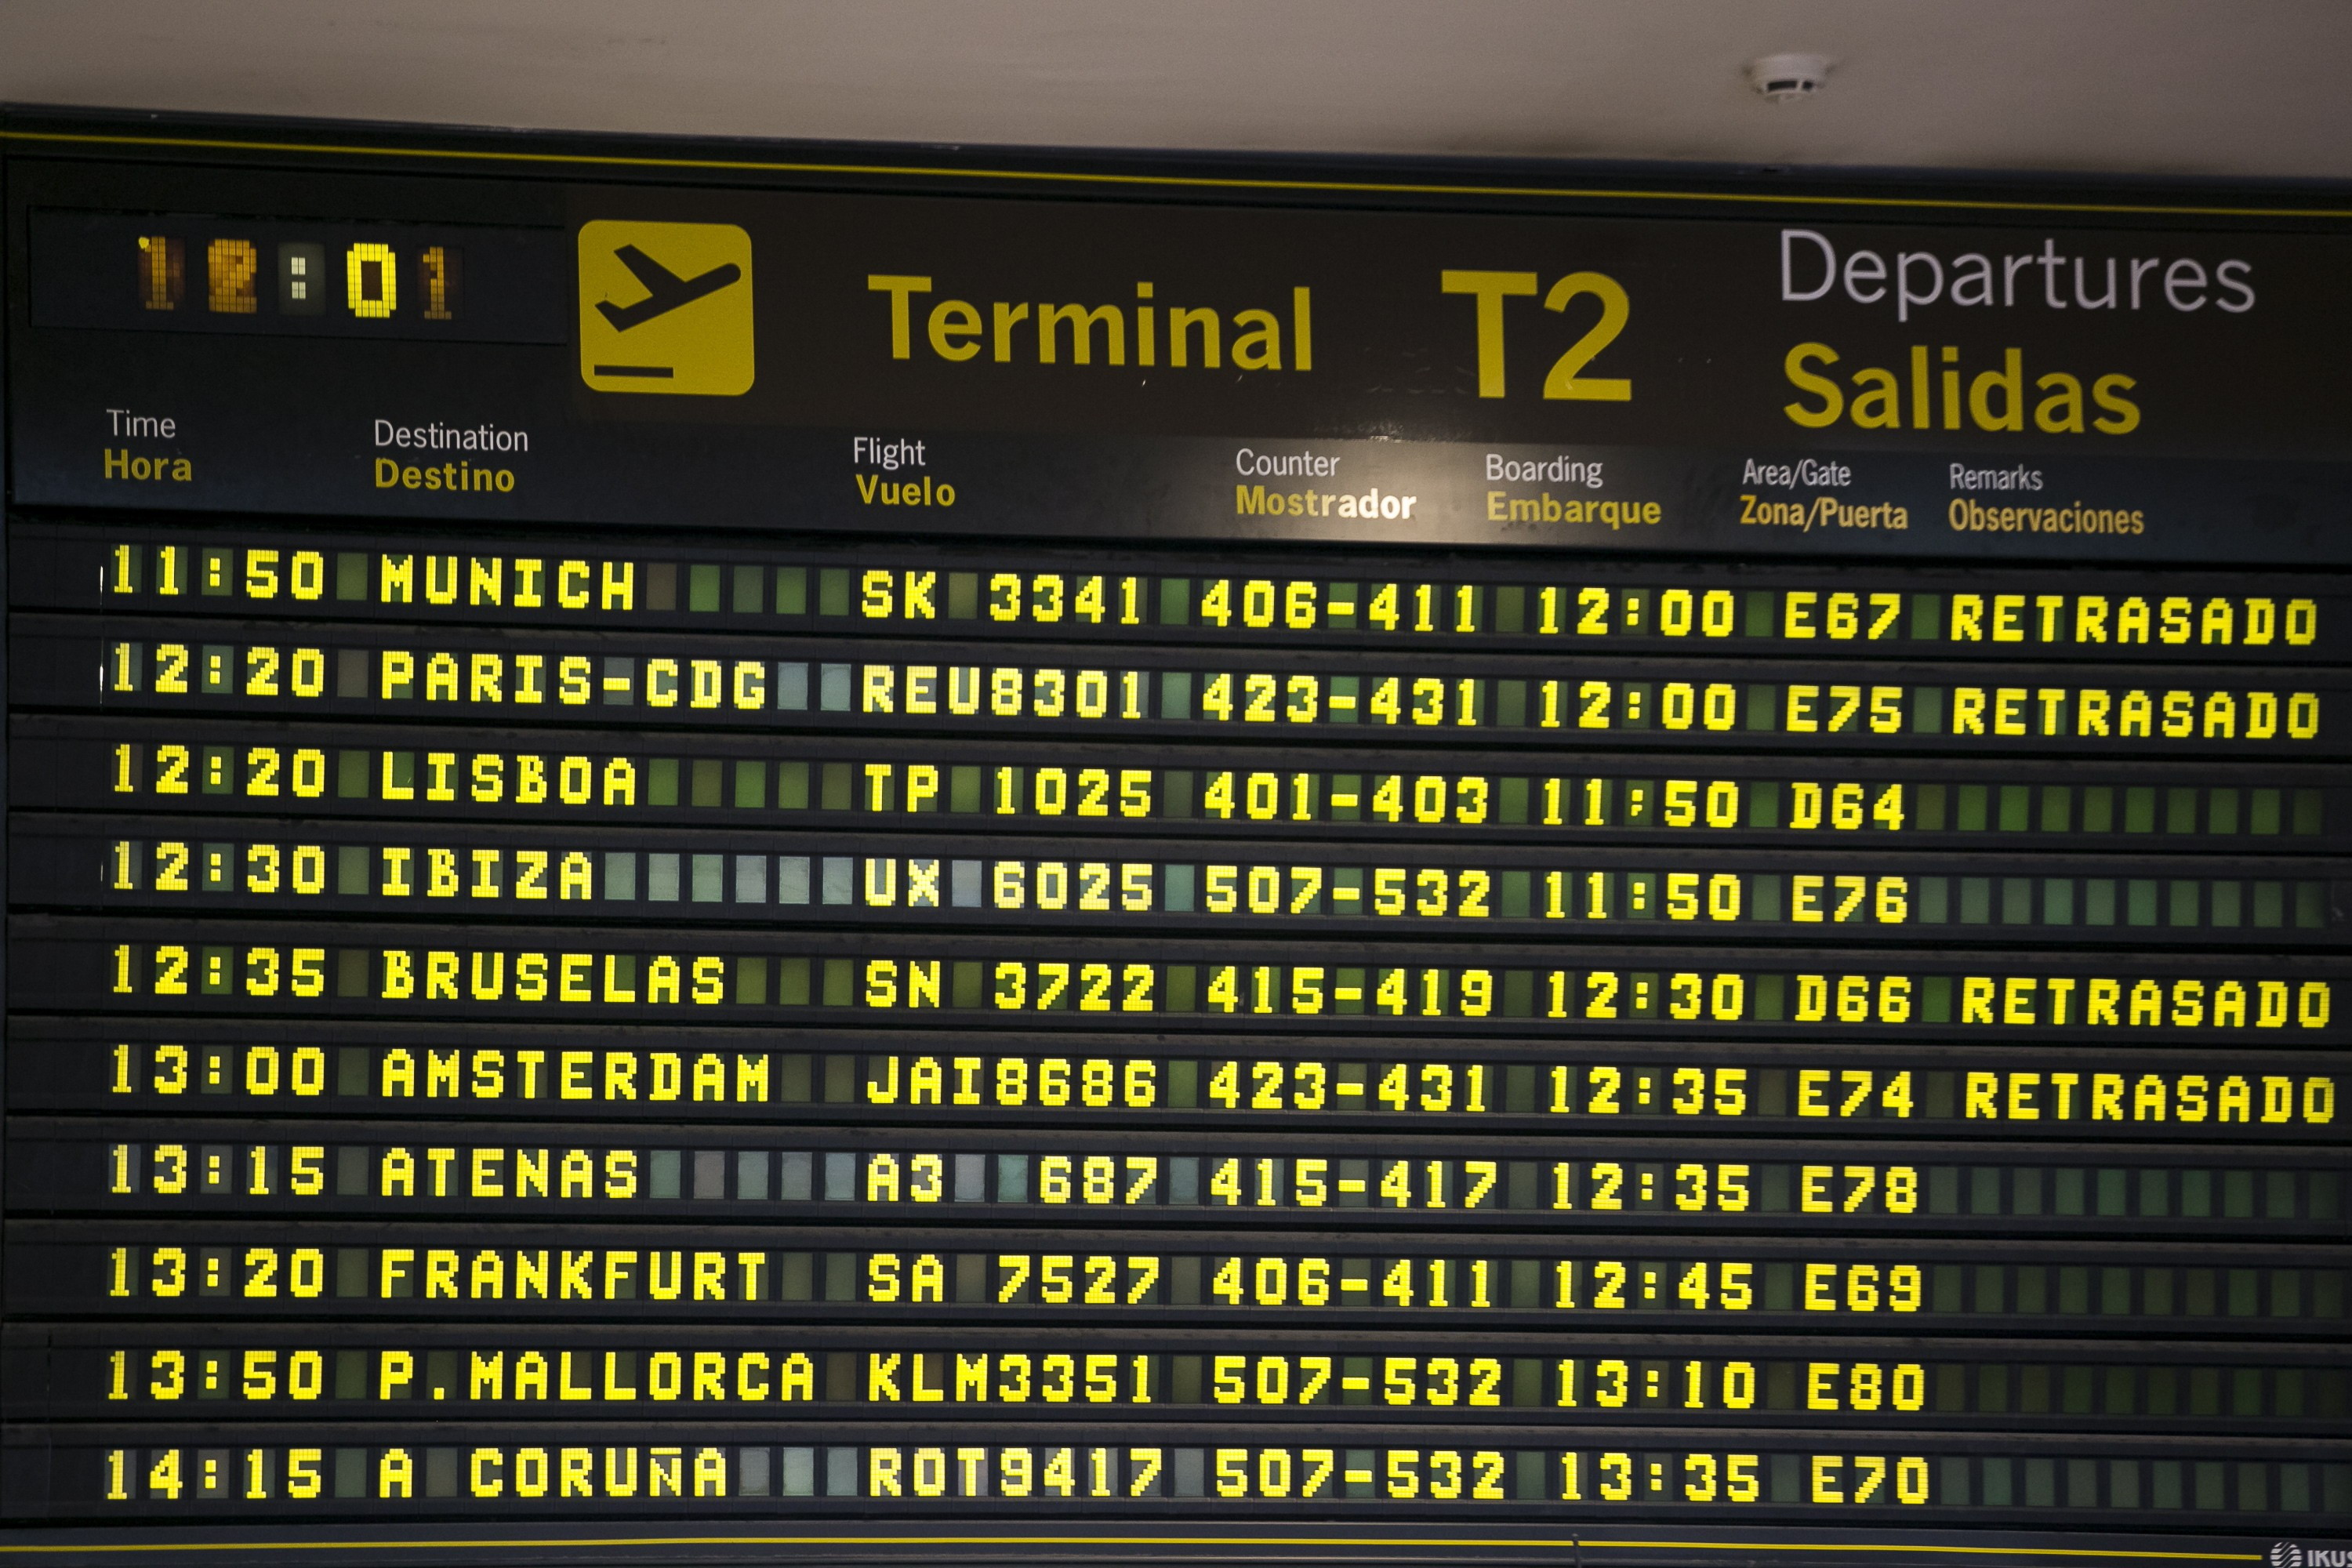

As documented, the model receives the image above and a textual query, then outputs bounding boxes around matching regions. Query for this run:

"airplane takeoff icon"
[577,219,754,394]
[595,245,743,331]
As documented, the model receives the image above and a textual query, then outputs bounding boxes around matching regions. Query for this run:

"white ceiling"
[4,0,2350,182]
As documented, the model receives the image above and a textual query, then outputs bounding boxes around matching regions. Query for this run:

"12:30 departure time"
[74,826,2343,946]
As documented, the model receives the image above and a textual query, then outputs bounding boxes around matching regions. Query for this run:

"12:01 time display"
[135,234,456,322]
[29,212,568,344]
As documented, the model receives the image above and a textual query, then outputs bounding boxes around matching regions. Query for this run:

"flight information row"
[53,825,2347,945]
[53,725,2346,847]
[24,1330,2341,1428]
[52,626,2341,755]
[20,1427,2336,1524]
[44,924,2347,1038]
[33,527,2336,661]
[27,1228,2350,1332]
[39,1033,2339,1141]
[35,1123,2343,1236]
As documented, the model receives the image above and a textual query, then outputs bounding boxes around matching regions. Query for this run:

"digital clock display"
[32,211,561,343]
[130,232,454,321]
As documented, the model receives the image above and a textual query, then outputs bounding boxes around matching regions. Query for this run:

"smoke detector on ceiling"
[1748,53,1832,103]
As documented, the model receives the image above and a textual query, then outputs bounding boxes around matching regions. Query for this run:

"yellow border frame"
[4,126,2351,221]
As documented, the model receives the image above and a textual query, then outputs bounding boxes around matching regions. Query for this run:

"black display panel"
[2,107,2347,1564]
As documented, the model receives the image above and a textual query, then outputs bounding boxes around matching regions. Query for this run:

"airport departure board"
[0,107,2348,1566]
